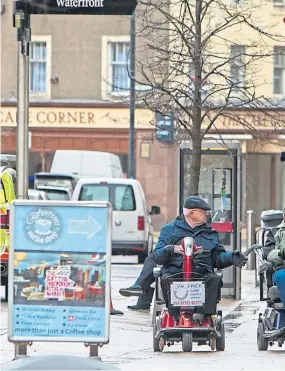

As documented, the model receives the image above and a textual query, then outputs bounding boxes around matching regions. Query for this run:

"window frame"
[230,45,246,91]
[101,35,130,100]
[29,35,52,99]
[273,46,285,95]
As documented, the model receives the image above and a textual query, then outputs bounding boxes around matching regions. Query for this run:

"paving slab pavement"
[1,266,283,370]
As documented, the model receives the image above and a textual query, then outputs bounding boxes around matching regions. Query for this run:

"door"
[179,147,242,299]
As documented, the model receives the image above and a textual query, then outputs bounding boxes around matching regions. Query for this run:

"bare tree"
[134,0,285,195]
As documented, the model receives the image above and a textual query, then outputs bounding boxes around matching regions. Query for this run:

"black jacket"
[152,215,234,276]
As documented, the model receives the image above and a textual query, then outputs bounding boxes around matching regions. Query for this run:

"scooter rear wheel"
[216,322,225,351]
[257,322,268,351]
[153,323,160,352]
[182,332,193,352]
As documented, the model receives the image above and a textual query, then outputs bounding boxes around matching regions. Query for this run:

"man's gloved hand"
[232,250,248,268]
[165,245,184,255]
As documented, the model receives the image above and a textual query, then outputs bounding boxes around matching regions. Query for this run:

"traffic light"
[16,0,137,15]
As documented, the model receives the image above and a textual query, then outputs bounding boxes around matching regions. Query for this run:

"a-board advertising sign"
[8,201,112,343]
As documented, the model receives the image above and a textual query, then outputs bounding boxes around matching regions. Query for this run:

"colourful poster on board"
[8,201,111,343]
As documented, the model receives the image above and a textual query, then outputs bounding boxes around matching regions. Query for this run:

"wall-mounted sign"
[155,112,174,143]
[15,0,137,15]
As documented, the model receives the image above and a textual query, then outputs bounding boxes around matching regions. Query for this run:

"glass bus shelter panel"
[182,152,236,220]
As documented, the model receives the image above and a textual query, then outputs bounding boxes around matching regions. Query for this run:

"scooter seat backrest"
[268,286,280,301]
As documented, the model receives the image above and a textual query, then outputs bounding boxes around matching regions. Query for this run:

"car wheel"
[138,250,148,264]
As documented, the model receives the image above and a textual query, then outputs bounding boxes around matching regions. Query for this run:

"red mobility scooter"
[152,236,225,352]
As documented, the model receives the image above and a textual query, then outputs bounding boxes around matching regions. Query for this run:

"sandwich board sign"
[8,200,112,344]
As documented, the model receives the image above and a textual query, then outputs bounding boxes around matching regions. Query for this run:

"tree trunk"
[188,135,202,196]
[188,0,202,196]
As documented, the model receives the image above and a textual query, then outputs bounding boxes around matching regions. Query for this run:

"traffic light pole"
[14,7,30,199]
[128,12,136,179]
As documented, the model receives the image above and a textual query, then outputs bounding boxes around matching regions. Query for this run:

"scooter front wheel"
[153,323,160,352]
[182,332,193,352]
[153,323,165,352]
[257,322,268,351]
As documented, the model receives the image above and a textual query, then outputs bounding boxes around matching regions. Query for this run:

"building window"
[108,42,130,94]
[273,46,285,95]
[272,0,284,6]
[29,36,51,98]
[30,42,47,93]
[230,45,246,91]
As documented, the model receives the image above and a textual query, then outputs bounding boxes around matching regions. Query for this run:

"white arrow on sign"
[68,216,101,240]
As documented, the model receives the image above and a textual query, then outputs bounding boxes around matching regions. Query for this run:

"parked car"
[72,178,160,263]
[34,172,79,193]
[0,166,16,301]
[36,185,72,200]
[28,189,49,200]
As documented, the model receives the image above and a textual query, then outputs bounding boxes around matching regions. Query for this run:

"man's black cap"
[183,196,211,211]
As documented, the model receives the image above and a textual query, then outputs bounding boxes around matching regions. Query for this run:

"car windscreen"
[79,184,136,211]
[45,191,70,201]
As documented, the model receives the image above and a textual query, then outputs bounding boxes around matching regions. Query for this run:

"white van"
[72,178,160,263]
[50,150,123,178]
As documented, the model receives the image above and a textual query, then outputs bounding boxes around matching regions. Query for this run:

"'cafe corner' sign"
[0,107,154,129]
[1,106,284,131]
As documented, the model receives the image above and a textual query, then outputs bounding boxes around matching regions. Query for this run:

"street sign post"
[8,201,112,356]
[13,0,137,199]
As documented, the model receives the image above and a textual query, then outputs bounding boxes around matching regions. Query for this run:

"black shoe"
[127,304,150,312]
[111,308,124,316]
[119,285,143,297]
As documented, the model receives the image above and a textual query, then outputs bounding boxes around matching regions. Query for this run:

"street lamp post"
[13,3,31,199]
[128,12,136,179]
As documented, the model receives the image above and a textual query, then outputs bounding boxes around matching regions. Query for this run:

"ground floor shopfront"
[1,101,285,229]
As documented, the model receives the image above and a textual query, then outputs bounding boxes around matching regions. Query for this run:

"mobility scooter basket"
[165,272,206,310]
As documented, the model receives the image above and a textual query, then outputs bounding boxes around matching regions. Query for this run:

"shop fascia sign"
[0,106,155,129]
[15,0,137,15]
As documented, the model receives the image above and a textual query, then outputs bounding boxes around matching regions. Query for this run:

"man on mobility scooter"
[150,196,248,352]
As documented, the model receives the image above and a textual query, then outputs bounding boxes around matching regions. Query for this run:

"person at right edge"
[263,207,285,306]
